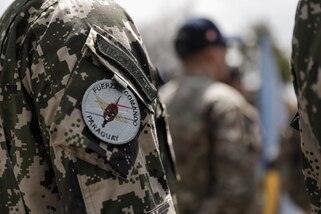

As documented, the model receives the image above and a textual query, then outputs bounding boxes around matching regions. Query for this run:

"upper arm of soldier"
[203,83,256,161]
[20,1,151,180]
[10,1,176,213]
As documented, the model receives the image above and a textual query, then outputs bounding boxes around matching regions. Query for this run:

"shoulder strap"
[95,34,158,103]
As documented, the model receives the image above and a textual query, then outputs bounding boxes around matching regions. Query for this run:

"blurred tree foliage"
[273,46,291,83]
[252,23,292,83]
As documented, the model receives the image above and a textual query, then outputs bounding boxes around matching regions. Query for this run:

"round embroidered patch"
[82,79,141,145]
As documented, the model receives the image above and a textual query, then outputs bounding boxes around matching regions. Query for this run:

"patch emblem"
[82,79,141,145]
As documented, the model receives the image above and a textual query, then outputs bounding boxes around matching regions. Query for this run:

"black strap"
[290,111,300,131]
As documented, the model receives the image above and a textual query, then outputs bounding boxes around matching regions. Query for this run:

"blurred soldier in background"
[291,0,321,213]
[160,17,262,214]
[0,0,176,213]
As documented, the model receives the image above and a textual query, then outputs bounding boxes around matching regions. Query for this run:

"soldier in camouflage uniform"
[291,0,321,212]
[0,0,176,213]
[160,18,262,214]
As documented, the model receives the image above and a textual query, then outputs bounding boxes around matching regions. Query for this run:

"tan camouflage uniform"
[0,0,176,213]
[291,0,321,212]
[160,74,262,214]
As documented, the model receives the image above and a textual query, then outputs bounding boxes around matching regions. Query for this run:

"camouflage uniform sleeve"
[291,0,321,212]
[1,0,175,213]
[0,0,64,212]
[199,95,262,213]
[0,116,27,213]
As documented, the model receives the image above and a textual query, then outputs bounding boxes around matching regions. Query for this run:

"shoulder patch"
[82,79,141,145]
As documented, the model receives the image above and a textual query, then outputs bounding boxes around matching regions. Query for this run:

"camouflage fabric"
[277,107,310,212]
[160,74,262,214]
[0,0,176,213]
[291,0,321,212]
